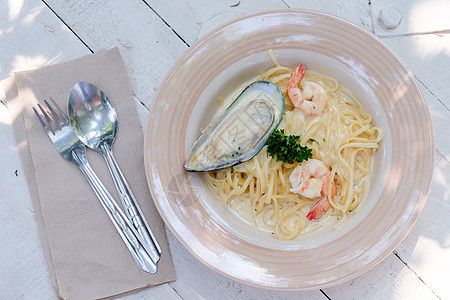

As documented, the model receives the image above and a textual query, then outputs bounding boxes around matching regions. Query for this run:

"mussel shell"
[184,81,285,171]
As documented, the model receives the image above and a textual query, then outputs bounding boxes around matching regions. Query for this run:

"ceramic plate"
[144,9,434,290]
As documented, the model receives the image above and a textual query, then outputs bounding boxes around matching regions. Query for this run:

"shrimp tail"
[288,64,306,88]
[306,196,331,220]
[288,65,307,110]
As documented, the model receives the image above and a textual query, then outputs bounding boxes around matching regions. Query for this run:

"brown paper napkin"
[2,48,175,299]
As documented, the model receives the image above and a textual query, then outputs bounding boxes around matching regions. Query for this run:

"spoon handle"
[73,150,157,274]
[100,143,161,265]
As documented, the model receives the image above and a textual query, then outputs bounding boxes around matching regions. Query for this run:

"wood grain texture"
[43,0,187,109]
[145,0,288,45]
[1,0,449,299]
[324,254,438,299]
[284,0,373,31]
[0,1,90,78]
[0,102,57,299]
[394,152,450,299]
[372,0,450,35]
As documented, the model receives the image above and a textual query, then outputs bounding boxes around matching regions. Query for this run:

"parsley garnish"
[266,129,312,163]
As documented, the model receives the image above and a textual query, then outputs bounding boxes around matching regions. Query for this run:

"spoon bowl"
[68,81,117,152]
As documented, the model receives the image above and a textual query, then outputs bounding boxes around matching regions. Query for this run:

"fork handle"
[73,149,157,274]
[100,143,161,265]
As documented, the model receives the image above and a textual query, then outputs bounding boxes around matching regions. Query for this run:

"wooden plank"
[372,0,450,35]
[284,0,373,31]
[0,1,90,79]
[323,254,438,299]
[43,0,188,109]
[0,102,57,299]
[394,152,450,299]
[145,0,289,45]
[418,79,450,160]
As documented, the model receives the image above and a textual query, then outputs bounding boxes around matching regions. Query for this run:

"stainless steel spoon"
[68,81,161,266]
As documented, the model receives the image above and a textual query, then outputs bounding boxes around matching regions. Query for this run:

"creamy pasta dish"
[204,52,383,240]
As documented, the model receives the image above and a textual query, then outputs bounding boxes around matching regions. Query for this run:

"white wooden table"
[1,1,449,299]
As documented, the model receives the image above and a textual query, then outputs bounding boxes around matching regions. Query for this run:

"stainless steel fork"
[33,98,158,274]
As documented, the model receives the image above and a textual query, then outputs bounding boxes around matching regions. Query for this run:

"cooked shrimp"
[287,65,328,116]
[289,159,329,198]
[306,173,337,220]
[289,159,336,220]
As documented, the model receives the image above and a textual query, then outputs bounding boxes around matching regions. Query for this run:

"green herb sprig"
[266,129,312,163]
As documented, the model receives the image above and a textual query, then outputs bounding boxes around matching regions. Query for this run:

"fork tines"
[33,98,69,135]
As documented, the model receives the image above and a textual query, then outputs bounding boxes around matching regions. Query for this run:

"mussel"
[184,81,285,171]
